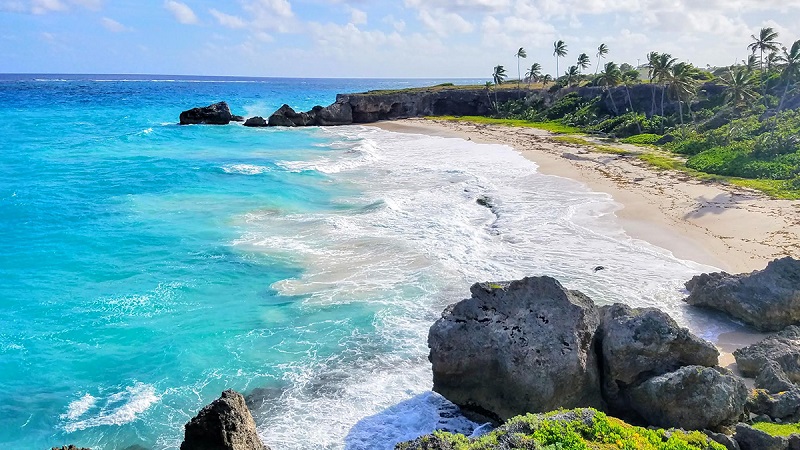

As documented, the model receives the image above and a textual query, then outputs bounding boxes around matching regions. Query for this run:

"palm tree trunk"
[650,80,657,117]
[626,85,642,134]
[517,58,522,99]
[660,84,666,133]
[778,78,792,111]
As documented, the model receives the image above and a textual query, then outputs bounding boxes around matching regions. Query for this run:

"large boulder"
[627,366,748,430]
[312,101,353,126]
[267,104,317,127]
[180,390,269,450]
[734,325,800,388]
[428,276,603,422]
[598,303,719,411]
[684,257,800,332]
[180,102,234,125]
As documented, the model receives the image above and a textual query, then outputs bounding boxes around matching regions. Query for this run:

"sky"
[1,0,800,78]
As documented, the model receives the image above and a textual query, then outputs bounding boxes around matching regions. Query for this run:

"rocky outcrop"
[685,257,800,332]
[627,366,748,430]
[734,423,789,450]
[428,276,603,422]
[734,326,800,389]
[51,446,91,450]
[598,303,719,412]
[243,116,268,127]
[748,388,800,421]
[180,389,269,450]
[180,102,235,125]
[231,115,245,122]
[267,104,314,127]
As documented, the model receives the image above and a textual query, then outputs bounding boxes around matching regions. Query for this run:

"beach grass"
[552,136,632,155]
[753,421,800,437]
[433,116,580,133]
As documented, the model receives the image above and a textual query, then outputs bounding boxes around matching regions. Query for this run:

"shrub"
[622,134,662,145]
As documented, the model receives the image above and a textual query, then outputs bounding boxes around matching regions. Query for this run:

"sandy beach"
[371,118,800,275]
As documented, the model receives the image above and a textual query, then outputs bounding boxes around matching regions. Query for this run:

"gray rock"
[180,389,268,450]
[734,326,800,389]
[685,257,800,332]
[705,430,741,450]
[598,303,719,411]
[748,388,800,421]
[267,104,317,127]
[231,115,245,122]
[734,423,788,450]
[243,116,268,127]
[51,447,91,450]
[313,101,353,126]
[428,276,603,422]
[180,102,234,125]
[628,366,748,430]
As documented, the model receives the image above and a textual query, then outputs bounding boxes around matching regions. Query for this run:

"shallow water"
[0,74,744,449]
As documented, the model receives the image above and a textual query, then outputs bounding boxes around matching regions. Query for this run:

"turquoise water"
[0,75,741,450]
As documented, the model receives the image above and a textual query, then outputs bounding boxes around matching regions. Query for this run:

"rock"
[231,115,245,122]
[748,388,800,421]
[243,116,268,127]
[313,101,353,126]
[180,101,234,125]
[428,276,603,422]
[180,389,268,450]
[51,447,91,450]
[627,366,748,430]
[734,326,800,387]
[267,104,299,127]
[734,423,788,450]
[598,303,719,411]
[705,430,741,450]
[684,257,800,332]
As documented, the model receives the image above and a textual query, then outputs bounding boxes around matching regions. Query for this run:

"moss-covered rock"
[396,408,726,450]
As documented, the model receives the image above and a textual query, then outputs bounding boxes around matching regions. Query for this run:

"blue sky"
[1,0,799,78]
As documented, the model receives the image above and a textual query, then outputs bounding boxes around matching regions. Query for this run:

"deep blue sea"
[0,74,740,450]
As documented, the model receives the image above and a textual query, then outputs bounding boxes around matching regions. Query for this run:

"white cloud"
[163,0,197,25]
[348,7,367,25]
[101,17,129,32]
[210,8,246,29]
[0,0,101,14]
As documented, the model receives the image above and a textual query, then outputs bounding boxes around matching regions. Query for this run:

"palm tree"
[515,47,527,93]
[541,74,554,85]
[749,27,781,107]
[646,51,660,116]
[720,67,759,110]
[653,53,677,118]
[766,51,781,72]
[553,40,568,83]
[742,54,759,73]
[577,53,591,73]
[666,62,699,126]
[565,65,580,86]
[525,62,542,88]
[778,40,800,110]
[595,43,609,75]
[622,69,642,133]
[492,65,507,109]
[599,61,622,114]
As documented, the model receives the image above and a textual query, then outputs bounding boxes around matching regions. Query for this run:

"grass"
[637,153,685,171]
[552,136,632,155]
[753,421,800,437]
[432,116,580,134]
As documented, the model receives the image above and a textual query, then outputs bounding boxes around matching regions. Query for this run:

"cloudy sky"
[1,0,799,78]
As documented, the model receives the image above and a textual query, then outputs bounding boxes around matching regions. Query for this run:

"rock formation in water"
[180,389,269,450]
[180,102,236,125]
[243,116,268,127]
[684,257,800,332]
[428,276,603,422]
[428,276,748,430]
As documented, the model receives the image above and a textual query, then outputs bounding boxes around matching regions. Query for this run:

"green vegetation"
[480,27,800,198]
[752,421,800,437]
[397,409,725,450]
[433,116,579,133]
[552,136,631,155]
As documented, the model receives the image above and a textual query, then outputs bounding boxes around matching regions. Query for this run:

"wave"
[222,164,272,175]
[62,383,160,433]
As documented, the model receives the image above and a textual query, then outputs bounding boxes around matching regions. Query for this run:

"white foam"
[222,164,272,175]
[231,126,742,449]
[63,383,160,433]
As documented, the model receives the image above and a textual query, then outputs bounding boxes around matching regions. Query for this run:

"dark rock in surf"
[243,116,268,127]
[734,325,800,390]
[684,257,800,332]
[428,276,603,422]
[179,101,234,125]
[180,389,269,450]
[51,446,91,450]
[231,115,245,122]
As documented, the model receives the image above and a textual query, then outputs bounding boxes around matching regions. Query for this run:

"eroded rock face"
[734,325,800,389]
[180,390,268,450]
[598,303,719,411]
[685,257,800,332]
[180,102,234,125]
[748,388,800,421]
[428,276,603,422]
[628,366,748,430]
[734,423,788,450]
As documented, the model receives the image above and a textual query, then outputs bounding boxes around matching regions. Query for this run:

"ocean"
[0,74,740,449]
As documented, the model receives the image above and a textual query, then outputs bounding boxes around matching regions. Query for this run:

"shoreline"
[368,118,800,274]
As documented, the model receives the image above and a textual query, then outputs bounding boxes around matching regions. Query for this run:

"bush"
[670,135,712,155]
[686,143,798,179]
